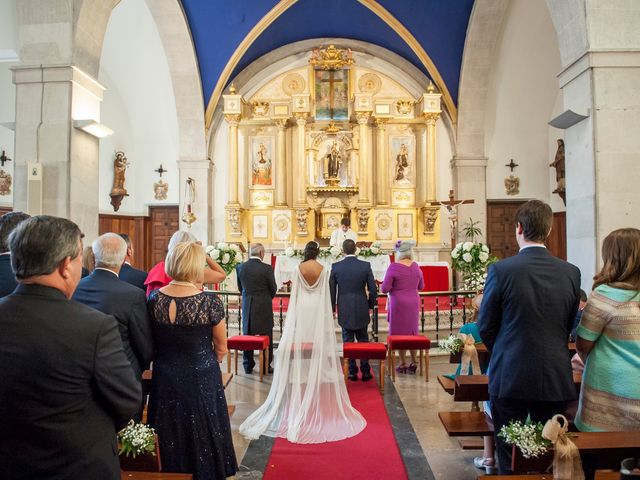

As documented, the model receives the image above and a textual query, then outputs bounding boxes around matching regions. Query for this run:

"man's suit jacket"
[236,258,277,334]
[119,262,148,291]
[73,269,153,379]
[0,254,16,298]
[330,256,377,331]
[0,284,141,479]
[477,246,581,402]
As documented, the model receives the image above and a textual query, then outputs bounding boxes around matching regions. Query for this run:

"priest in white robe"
[330,217,357,247]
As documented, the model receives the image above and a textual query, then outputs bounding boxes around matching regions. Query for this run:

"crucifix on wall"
[0,150,11,167]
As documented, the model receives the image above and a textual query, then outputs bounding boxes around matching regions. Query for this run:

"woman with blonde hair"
[575,228,640,432]
[144,230,226,295]
[147,242,237,479]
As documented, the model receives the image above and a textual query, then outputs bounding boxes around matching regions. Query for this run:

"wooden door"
[148,206,179,268]
[486,201,525,259]
[98,214,150,270]
[547,211,567,260]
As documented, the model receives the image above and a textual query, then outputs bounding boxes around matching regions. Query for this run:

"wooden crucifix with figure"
[426,189,474,290]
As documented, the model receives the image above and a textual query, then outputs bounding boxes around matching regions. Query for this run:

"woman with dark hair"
[240,240,366,443]
[575,228,640,432]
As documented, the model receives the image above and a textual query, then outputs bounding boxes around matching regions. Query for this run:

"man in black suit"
[0,211,29,298]
[73,233,153,413]
[236,243,277,374]
[330,239,377,381]
[118,233,148,291]
[477,200,580,474]
[0,216,140,479]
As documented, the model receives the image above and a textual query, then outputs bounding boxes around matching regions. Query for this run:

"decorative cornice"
[423,112,441,125]
[224,114,241,125]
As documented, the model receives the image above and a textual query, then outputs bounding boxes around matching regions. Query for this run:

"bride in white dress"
[239,241,366,444]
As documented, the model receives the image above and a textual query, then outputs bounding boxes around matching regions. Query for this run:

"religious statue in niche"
[395,144,409,182]
[0,170,12,196]
[110,151,129,212]
[324,141,342,181]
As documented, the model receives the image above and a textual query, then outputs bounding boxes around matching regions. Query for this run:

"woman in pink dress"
[380,240,424,373]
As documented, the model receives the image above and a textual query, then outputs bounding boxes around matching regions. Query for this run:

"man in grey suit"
[0,216,140,479]
[330,239,377,381]
[477,200,580,474]
[236,243,277,374]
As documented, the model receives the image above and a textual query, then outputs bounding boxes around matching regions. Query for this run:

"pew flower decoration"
[439,334,464,355]
[451,219,497,291]
[206,242,242,275]
[118,422,156,458]
[498,419,551,459]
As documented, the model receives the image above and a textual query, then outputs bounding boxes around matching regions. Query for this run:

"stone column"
[224,114,241,206]
[275,119,287,206]
[177,159,212,243]
[374,118,388,205]
[356,112,372,205]
[293,113,307,206]
[424,113,440,201]
[12,65,104,240]
[452,156,488,244]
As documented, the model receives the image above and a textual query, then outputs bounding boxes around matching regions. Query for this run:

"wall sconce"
[73,120,114,138]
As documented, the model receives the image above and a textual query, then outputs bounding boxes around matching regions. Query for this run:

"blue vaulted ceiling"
[180,0,475,108]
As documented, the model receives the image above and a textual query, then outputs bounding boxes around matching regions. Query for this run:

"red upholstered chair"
[226,335,270,382]
[386,335,432,382]
[342,342,387,393]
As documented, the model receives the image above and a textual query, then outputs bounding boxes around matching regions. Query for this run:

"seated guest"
[118,233,147,291]
[0,211,30,297]
[82,245,94,277]
[145,230,226,296]
[380,240,424,373]
[73,233,153,417]
[0,216,140,479]
[575,228,640,432]
[147,242,237,479]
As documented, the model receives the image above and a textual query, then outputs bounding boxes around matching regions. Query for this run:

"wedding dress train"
[239,266,366,444]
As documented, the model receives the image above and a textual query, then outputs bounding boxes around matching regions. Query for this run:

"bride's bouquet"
[206,242,243,275]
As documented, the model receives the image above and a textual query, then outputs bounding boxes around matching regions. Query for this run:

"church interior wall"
[0,62,16,207]
[98,0,180,218]
[483,0,563,208]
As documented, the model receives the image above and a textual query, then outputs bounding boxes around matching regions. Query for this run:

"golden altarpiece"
[223,45,444,249]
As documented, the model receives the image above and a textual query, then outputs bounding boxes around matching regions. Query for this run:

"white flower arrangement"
[451,219,497,291]
[439,334,464,355]
[118,422,156,458]
[358,241,385,258]
[498,419,551,459]
[206,242,242,275]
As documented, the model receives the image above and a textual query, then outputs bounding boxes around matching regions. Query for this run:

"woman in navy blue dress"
[147,241,236,479]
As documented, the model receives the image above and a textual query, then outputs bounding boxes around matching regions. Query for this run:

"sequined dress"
[147,291,237,479]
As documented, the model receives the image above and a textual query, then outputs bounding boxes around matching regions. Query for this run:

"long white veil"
[239,266,366,444]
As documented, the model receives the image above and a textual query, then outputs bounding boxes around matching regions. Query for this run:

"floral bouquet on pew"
[206,242,243,275]
[439,334,464,355]
[498,419,551,459]
[118,421,156,458]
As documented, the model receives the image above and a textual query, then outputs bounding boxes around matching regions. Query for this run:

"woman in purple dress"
[380,240,424,373]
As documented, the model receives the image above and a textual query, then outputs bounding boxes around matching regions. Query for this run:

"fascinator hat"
[395,239,416,252]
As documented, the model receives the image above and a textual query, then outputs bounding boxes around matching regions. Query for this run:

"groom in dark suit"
[236,243,277,374]
[477,200,580,474]
[330,239,377,381]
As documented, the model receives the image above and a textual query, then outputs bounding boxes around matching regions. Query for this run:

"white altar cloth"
[274,255,391,287]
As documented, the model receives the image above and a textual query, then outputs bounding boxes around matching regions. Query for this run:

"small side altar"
[274,254,391,287]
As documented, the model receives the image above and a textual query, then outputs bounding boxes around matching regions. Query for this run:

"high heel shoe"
[395,363,408,374]
[473,457,497,475]
[407,362,418,374]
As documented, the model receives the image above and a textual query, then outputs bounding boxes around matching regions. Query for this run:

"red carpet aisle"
[263,377,408,480]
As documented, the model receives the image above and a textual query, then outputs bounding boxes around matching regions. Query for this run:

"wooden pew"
[121,472,193,479]
[438,411,494,437]
[448,342,576,364]
[437,375,455,395]
[479,471,619,480]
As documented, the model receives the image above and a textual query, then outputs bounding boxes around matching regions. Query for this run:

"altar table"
[274,254,391,287]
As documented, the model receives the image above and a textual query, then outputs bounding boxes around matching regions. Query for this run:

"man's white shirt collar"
[519,244,546,252]
[95,267,119,277]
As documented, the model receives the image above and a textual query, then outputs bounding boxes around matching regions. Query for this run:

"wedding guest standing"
[575,228,640,432]
[81,245,95,277]
[147,242,237,479]
[0,216,140,479]
[477,200,580,475]
[0,211,29,297]
[118,233,148,291]
[236,243,277,374]
[380,240,424,373]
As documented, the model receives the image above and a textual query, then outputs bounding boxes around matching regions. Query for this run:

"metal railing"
[207,289,477,343]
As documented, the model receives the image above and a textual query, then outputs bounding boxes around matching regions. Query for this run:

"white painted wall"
[485,0,563,208]
[0,61,16,207]
[98,0,179,216]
